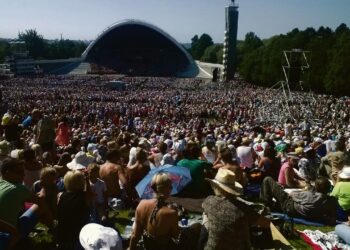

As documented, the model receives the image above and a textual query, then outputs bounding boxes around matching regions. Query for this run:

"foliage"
[18,29,46,59]
[0,29,87,62]
[238,24,350,96]
[201,44,223,63]
[189,33,214,60]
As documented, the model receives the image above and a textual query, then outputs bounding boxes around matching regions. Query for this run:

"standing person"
[57,170,92,250]
[99,149,127,198]
[202,168,270,250]
[36,114,56,151]
[55,116,72,147]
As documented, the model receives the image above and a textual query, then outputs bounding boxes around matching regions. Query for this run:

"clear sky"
[1,0,350,43]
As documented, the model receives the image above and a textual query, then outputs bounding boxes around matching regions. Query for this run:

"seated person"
[202,168,270,250]
[331,167,350,224]
[0,158,53,248]
[36,167,59,219]
[278,153,306,188]
[129,173,200,250]
[214,147,246,187]
[126,148,150,201]
[177,143,213,198]
[335,224,350,245]
[57,170,92,250]
[260,176,337,225]
[87,163,108,223]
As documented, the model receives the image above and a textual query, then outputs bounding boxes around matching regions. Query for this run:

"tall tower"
[222,0,239,81]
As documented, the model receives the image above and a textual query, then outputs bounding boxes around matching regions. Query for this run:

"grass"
[288,224,335,249]
[25,209,337,250]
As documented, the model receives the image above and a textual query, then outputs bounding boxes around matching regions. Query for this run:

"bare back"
[99,162,122,198]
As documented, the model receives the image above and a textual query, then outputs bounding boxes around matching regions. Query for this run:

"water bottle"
[181,218,188,226]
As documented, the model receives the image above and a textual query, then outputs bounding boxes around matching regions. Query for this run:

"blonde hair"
[64,170,85,192]
[40,167,57,180]
[31,144,42,157]
[87,163,100,173]
[151,172,172,196]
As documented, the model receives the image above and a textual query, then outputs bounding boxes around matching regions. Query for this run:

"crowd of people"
[0,75,350,249]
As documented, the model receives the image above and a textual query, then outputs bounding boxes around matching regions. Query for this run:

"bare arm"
[129,207,144,250]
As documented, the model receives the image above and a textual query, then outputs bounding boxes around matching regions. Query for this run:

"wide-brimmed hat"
[79,223,121,250]
[287,152,300,160]
[339,167,350,179]
[0,140,10,156]
[67,151,94,170]
[207,168,243,196]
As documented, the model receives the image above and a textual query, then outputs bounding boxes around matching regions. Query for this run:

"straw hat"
[339,167,350,179]
[207,168,243,196]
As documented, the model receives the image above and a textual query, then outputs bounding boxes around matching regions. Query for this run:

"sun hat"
[339,167,350,179]
[1,113,11,126]
[79,223,122,250]
[67,151,94,170]
[207,168,243,196]
[287,152,300,160]
[0,140,11,156]
[87,143,97,153]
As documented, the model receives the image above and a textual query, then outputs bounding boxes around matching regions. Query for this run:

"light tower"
[222,0,239,82]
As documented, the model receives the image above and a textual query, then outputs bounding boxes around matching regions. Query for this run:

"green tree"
[18,29,46,59]
[325,30,350,95]
[0,41,10,63]
[201,44,223,63]
[189,33,214,60]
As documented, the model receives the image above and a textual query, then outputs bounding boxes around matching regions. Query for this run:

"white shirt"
[236,145,254,169]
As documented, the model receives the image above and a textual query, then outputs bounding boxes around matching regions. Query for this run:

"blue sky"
[0,0,349,43]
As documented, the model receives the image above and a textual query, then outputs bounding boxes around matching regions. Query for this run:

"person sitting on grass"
[87,163,108,223]
[260,176,337,225]
[331,167,350,224]
[36,167,59,219]
[0,158,54,249]
[57,170,92,250]
[202,168,270,250]
[129,172,201,250]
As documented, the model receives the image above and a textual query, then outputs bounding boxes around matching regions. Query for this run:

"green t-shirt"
[177,159,212,197]
[0,179,31,227]
[331,181,350,211]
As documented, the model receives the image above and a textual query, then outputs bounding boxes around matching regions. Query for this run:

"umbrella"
[135,164,192,199]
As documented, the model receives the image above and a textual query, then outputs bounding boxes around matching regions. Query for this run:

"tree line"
[189,23,350,96]
[1,26,349,96]
[0,29,87,62]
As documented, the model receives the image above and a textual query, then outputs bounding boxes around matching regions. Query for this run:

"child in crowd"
[331,167,350,224]
[57,170,92,250]
[88,163,108,223]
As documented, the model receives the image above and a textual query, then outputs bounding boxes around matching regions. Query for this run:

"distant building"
[0,41,36,75]
[4,52,36,75]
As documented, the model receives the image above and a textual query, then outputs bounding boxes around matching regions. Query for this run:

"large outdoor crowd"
[0,75,350,250]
